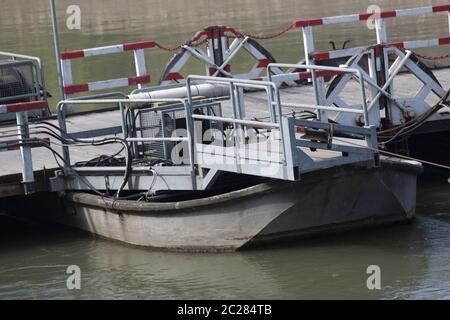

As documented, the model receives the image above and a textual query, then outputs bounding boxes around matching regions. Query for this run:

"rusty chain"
[153,24,294,52]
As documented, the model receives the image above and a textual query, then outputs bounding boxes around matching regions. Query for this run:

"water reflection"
[0,211,443,300]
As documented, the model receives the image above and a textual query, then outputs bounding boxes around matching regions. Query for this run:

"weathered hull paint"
[61,159,422,252]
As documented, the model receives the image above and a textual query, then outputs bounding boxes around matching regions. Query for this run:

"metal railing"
[292,4,450,63]
[0,100,49,194]
[267,63,369,124]
[186,75,288,169]
[57,75,293,186]
[0,51,48,103]
[56,98,197,188]
[55,70,382,190]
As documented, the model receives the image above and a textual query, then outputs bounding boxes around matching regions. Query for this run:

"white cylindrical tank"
[127,84,229,103]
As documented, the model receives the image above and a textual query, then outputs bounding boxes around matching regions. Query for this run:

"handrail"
[191,114,280,129]
[292,4,450,28]
[186,75,287,167]
[60,40,154,99]
[275,102,365,115]
[56,97,197,189]
[0,99,49,195]
[0,54,48,104]
[267,63,369,126]
[0,51,43,69]
[0,51,47,96]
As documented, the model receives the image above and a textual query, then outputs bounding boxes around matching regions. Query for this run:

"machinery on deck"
[0,52,50,122]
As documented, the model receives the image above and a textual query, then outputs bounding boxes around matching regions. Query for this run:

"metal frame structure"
[0,52,48,105]
[51,63,379,194]
[60,41,154,100]
[0,52,51,194]
[322,47,449,127]
[50,4,450,113]
[292,4,450,127]
[0,100,49,194]
[160,26,292,86]
[301,5,450,63]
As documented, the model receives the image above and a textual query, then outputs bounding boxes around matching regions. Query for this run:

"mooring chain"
[152,23,294,53]
[233,23,295,40]
[154,38,209,52]
[151,25,449,62]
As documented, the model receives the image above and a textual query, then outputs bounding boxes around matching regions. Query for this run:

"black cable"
[25,121,133,199]
[379,91,450,145]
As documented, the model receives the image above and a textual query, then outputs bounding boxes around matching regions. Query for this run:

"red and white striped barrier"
[314,37,450,61]
[293,3,450,67]
[387,37,450,50]
[0,100,48,114]
[314,47,366,61]
[294,4,450,28]
[63,75,151,95]
[61,40,155,98]
[61,40,156,60]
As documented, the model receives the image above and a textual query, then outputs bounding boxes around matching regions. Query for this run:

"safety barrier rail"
[292,4,450,63]
[53,71,381,193]
[266,63,379,157]
[56,98,197,188]
[0,100,50,194]
[0,51,48,104]
[60,39,156,99]
[55,4,450,97]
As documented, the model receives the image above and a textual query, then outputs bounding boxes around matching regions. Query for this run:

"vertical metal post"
[185,82,197,190]
[229,83,242,174]
[302,27,315,65]
[119,102,127,138]
[368,125,380,166]
[57,103,71,168]
[302,27,327,122]
[375,18,388,44]
[267,66,287,166]
[447,11,450,36]
[357,71,369,127]
[16,111,35,194]
[281,117,298,180]
[266,69,277,123]
[367,50,381,127]
[133,49,148,90]
[50,0,66,100]
[206,28,215,76]
[236,86,247,140]
[273,86,287,166]
[375,17,394,125]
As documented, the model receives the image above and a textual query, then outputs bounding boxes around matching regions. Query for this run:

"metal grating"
[0,61,35,102]
[139,108,185,160]
[138,102,222,160]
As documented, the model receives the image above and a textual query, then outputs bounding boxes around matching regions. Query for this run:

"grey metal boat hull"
[61,159,422,252]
